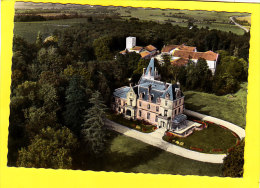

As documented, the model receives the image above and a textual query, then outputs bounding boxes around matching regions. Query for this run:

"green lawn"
[164,122,238,153]
[184,82,247,128]
[14,6,250,43]
[14,18,90,43]
[73,130,223,176]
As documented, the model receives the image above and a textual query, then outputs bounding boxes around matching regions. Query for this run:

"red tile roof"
[140,51,151,58]
[173,50,218,61]
[120,50,126,54]
[161,45,179,53]
[132,46,143,51]
[145,45,157,52]
[161,44,196,53]
[171,58,189,66]
[177,44,196,52]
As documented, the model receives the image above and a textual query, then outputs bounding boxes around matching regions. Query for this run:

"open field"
[184,82,247,128]
[73,130,223,176]
[14,4,250,43]
[236,16,251,24]
[14,18,90,43]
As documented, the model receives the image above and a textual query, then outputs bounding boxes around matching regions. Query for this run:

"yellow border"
[1,1,260,188]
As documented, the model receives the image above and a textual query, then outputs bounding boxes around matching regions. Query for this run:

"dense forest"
[8,18,249,171]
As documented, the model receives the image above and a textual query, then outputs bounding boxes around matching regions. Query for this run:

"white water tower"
[126,37,136,50]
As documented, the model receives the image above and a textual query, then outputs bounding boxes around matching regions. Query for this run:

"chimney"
[143,68,146,75]
[177,81,180,88]
[148,84,152,94]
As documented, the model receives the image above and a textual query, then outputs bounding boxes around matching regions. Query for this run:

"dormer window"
[166,93,170,99]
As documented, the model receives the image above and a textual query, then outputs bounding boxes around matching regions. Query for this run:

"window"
[139,110,142,117]
[175,101,177,106]
[147,113,150,119]
[179,99,181,105]
[165,100,168,106]
[155,115,158,122]
[130,93,132,96]
[130,99,133,106]
[179,108,181,113]
[156,106,159,112]
[139,101,142,107]
[147,104,150,109]
[164,110,168,116]
[174,110,176,115]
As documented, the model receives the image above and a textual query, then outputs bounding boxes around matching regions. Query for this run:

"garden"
[106,111,157,133]
[163,118,239,154]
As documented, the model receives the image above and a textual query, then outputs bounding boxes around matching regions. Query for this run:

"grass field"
[74,130,223,176]
[14,18,90,43]
[165,122,238,153]
[184,82,247,128]
[116,7,249,35]
[13,5,250,43]
[236,16,251,24]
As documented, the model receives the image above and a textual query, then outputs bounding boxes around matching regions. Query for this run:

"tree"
[195,58,213,92]
[81,91,107,157]
[63,75,86,135]
[93,36,113,61]
[222,139,245,177]
[36,31,43,49]
[17,126,78,169]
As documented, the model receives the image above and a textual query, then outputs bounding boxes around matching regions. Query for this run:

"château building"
[112,58,200,137]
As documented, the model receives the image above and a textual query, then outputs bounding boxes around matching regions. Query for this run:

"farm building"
[119,36,158,58]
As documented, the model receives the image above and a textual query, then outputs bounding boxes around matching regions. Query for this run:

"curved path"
[105,119,226,164]
[184,109,245,139]
[230,16,249,33]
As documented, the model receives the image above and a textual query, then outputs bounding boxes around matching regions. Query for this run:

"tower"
[126,37,136,50]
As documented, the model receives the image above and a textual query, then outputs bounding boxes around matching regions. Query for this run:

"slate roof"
[144,58,155,76]
[113,86,130,99]
[113,59,184,104]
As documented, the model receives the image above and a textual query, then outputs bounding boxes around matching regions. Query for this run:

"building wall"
[136,98,160,125]
[126,37,136,50]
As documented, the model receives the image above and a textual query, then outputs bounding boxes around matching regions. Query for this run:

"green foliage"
[24,106,59,139]
[81,91,108,156]
[63,75,86,135]
[222,139,244,177]
[17,126,78,169]
[37,46,67,73]
[36,31,43,49]
[213,51,248,95]
[93,36,113,61]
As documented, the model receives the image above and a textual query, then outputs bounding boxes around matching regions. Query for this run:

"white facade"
[126,37,136,50]
[172,57,217,74]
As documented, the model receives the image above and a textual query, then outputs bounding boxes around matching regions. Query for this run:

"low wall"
[184,109,245,139]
